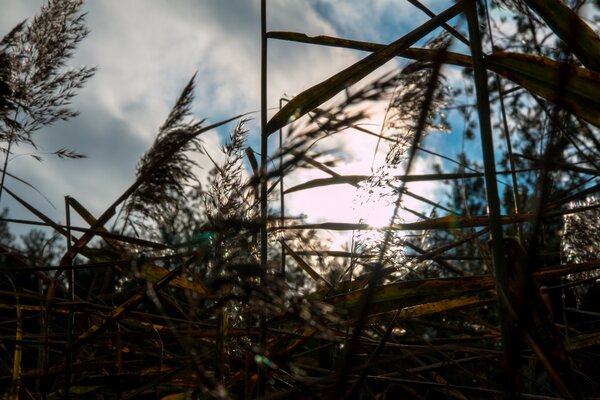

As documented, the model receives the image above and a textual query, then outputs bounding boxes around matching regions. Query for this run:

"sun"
[283,178,398,230]
[281,109,420,244]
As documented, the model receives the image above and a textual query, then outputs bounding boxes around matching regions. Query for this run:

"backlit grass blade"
[276,214,522,231]
[284,172,489,194]
[486,52,600,128]
[329,276,496,316]
[330,260,598,317]
[266,31,473,68]
[393,293,496,320]
[281,240,333,289]
[523,0,600,71]
[270,31,600,128]
[265,0,472,135]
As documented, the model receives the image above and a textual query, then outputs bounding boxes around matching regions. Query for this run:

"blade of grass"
[266,0,472,135]
[64,197,74,400]
[0,168,55,208]
[259,0,268,396]
[484,2,523,240]
[466,5,512,394]
[291,149,341,178]
[523,0,600,71]
[280,240,333,289]
[293,250,375,258]
[284,172,487,194]
[274,213,527,231]
[269,31,600,128]
[328,275,496,316]
[69,254,199,352]
[407,0,469,46]
[266,31,473,68]
[390,293,496,321]
[486,52,600,128]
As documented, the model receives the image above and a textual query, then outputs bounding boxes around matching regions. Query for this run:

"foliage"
[0,0,95,203]
[0,0,599,399]
[124,74,205,232]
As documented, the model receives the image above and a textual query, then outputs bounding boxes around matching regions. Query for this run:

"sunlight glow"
[352,182,397,229]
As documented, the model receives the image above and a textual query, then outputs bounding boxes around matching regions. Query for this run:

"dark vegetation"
[1,0,599,398]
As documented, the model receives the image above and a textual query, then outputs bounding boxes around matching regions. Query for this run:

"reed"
[1,0,599,398]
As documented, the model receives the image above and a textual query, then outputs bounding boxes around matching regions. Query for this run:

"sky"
[0,0,470,246]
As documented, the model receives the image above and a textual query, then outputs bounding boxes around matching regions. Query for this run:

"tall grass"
[1,0,599,399]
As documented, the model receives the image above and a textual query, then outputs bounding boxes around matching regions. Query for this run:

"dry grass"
[0,0,599,399]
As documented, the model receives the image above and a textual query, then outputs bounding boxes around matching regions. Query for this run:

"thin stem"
[279,98,287,278]
[258,0,268,396]
[0,125,16,205]
[407,0,470,46]
[331,33,450,400]
[484,0,523,240]
[466,2,510,396]
[63,196,74,399]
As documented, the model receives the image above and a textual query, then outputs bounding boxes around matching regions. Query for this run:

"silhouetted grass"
[1,0,600,399]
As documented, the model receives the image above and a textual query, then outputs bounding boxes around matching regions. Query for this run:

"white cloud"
[0,0,456,247]
[0,1,364,231]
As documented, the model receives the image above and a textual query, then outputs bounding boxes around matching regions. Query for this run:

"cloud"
[0,1,365,234]
[1,0,462,249]
[305,0,440,43]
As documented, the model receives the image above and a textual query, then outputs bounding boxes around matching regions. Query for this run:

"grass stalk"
[9,296,22,400]
[484,0,523,240]
[331,33,448,399]
[279,98,286,278]
[258,0,268,396]
[465,1,511,395]
[266,0,473,135]
[63,196,74,400]
[0,129,15,205]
